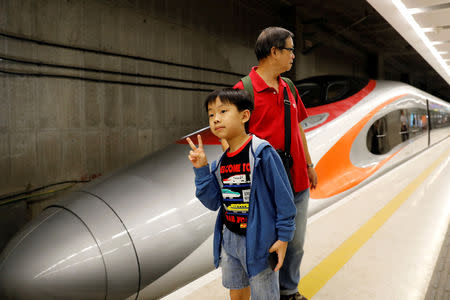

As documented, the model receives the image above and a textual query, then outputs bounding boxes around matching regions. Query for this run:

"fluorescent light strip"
[432,41,450,46]
[408,3,450,15]
[392,0,450,77]
[423,25,450,33]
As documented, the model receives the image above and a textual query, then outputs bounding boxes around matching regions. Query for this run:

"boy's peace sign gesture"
[187,135,208,168]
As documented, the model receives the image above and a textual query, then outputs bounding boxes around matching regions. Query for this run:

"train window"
[408,108,428,139]
[295,76,371,107]
[297,83,321,108]
[367,117,388,154]
[429,102,450,130]
[367,108,428,155]
[326,81,348,103]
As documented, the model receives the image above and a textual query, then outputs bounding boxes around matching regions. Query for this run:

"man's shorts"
[221,227,280,299]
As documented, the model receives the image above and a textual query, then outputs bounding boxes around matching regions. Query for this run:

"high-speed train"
[0,76,449,299]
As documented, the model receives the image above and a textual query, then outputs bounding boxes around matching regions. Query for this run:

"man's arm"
[292,85,318,189]
[299,124,318,189]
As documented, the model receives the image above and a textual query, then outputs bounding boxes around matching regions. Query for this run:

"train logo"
[221,189,240,199]
[226,203,249,212]
[223,174,248,185]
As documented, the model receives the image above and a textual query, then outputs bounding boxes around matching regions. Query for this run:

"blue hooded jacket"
[193,135,296,277]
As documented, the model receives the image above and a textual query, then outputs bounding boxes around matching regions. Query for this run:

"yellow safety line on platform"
[299,148,450,298]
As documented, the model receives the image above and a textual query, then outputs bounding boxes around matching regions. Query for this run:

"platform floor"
[161,138,450,300]
[424,222,450,300]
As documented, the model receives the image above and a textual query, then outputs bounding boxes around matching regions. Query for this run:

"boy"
[186,88,296,300]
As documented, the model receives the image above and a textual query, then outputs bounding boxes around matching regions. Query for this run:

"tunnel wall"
[0,0,280,194]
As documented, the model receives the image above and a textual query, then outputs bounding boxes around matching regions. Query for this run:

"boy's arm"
[187,135,222,211]
[262,147,296,271]
[269,240,288,272]
[193,164,222,211]
[262,147,297,242]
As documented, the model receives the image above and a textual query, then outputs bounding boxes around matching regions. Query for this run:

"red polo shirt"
[234,67,310,192]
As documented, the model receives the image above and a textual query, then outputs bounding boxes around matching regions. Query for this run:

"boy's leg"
[221,228,250,300]
[279,188,310,297]
[249,267,279,300]
[230,287,250,300]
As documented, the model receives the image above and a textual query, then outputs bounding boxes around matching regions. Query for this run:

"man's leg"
[249,268,279,300]
[279,188,309,296]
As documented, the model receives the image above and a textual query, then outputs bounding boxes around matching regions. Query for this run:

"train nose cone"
[0,207,106,299]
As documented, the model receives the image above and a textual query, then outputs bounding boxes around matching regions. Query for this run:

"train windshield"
[297,83,321,107]
[295,76,370,108]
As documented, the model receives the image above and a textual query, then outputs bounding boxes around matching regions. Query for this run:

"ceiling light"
[408,8,423,15]
[423,25,450,33]
[432,41,450,46]
[392,0,450,77]
[408,3,450,15]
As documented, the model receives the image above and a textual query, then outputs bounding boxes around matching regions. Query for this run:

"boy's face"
[207,97,249,140]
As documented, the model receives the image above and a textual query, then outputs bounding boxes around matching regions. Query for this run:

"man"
[233,26,318,300]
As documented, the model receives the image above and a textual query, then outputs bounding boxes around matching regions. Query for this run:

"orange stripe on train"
[311,94,406,199]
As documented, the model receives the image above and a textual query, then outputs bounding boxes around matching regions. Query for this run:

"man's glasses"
[279,47,295,53]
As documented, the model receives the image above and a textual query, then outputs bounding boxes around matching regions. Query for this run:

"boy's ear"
[241,109,251,123]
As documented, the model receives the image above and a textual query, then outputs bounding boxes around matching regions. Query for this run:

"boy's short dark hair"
[255,27,294,61]
[204,88,254,132]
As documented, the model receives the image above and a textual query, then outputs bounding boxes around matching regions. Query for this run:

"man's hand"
[269,240,288,272]
[308,167,318,189]
[187,135,208,168]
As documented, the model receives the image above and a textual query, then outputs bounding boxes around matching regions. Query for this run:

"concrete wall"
[296,45,368,79]
[293,9,369,80]
[0,0,290,195]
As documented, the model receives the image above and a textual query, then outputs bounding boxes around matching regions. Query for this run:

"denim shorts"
[221,227,280,300]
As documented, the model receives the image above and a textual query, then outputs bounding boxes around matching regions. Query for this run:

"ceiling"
[367,0,450,83]
[275,0,450,101]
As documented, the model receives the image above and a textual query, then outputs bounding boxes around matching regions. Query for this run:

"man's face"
[278,37,295,72]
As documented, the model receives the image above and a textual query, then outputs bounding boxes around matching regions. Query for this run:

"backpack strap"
[281,76,297,103]
[241,75,254,101]
[241,75,297,101]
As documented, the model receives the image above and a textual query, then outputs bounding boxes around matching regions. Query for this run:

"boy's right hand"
[187,135,208,168]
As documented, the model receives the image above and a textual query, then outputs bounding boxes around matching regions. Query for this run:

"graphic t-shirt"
[220,136,253,235]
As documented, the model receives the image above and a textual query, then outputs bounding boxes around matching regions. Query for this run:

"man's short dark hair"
[204,88,254,132]
[255,27,294,61]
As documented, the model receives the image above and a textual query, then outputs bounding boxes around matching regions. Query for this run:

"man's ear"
[270,46,279,57]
